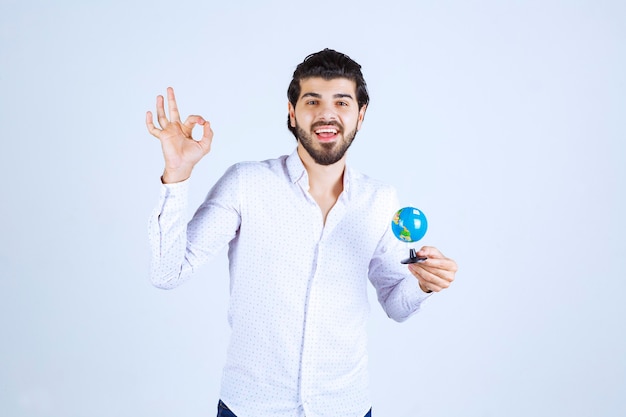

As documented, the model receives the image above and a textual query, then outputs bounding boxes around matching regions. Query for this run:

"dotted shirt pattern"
[148,150,432,417]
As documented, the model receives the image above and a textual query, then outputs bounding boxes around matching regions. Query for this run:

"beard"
[295,120,358,166]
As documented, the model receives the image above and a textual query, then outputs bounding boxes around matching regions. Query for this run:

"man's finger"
[409,263,453,292]
[417,246,443,259]
[418,257,457,272]
[198,121,214,153]
[414,259,457,282]
[182,114,205,130]
[156,95,169,128]
[167,87,181,123]
[180,115,204,139]
[146,111,161,138]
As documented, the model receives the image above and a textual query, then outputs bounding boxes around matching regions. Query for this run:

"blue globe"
[391,207,428,243]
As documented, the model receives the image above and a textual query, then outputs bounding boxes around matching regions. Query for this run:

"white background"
[1,0,625,416]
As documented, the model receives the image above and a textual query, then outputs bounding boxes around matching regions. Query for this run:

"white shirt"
[148,150,431,417]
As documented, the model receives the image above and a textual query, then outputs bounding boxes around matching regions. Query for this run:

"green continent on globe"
[399,227,411,241]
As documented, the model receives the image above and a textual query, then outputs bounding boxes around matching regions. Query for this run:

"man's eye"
[306,100,317,105]
[337,101,348,106]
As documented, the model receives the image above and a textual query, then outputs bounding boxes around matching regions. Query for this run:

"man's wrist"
[162,168,192,184]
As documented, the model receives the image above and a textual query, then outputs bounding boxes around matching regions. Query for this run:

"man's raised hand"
[146,87,213,184]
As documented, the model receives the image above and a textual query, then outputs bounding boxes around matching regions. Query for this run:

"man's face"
[289,77,366,166]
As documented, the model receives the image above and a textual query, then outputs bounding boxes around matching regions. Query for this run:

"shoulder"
[348,168,400,217]
[225,155,288,177]
[218,155,290,190]
[350,168,398,198]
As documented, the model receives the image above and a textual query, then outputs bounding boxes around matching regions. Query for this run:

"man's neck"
[297,145,346,198]
[297,145,345,225]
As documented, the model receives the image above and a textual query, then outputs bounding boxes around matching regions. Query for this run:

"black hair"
[287,48,369,138]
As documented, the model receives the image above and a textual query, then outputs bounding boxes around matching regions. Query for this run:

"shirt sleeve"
[367,190,432,322]
[148,165,242,289]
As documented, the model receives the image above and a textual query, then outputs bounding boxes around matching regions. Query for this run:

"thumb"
[417,246,443,259]
[198,121,213,153]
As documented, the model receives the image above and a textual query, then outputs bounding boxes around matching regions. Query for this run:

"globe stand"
[401,248,427,264]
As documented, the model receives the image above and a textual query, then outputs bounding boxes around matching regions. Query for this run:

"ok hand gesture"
[146,87,213,183]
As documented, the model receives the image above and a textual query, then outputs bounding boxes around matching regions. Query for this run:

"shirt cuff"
[156,177,190,215]
[404,274,434,306]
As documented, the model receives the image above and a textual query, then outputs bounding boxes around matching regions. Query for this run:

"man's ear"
[288,102,296,127]
[357,104,367,130]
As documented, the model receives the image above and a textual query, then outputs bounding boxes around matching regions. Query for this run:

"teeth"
[315,128,337,134]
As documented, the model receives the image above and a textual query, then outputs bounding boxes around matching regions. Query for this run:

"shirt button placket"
[301,198,322,417]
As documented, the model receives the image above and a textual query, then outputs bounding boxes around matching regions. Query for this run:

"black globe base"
[401,248,427,264]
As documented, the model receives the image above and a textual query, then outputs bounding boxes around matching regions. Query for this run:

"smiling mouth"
[314,126,340,141]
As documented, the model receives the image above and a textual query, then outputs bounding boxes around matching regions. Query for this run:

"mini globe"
[391,207,428,243]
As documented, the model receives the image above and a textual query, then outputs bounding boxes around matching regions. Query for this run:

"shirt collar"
[286,149,307,185]
[285,149,352,197]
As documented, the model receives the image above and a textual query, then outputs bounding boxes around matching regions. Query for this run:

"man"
[146,49,457,417]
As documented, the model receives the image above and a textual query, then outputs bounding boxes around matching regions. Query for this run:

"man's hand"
[408,246,457,293]
[146,87,213,183]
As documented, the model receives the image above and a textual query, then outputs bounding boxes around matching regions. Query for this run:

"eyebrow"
[301,92,355,100]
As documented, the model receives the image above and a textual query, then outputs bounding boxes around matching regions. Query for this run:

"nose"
[317,101,337,121]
